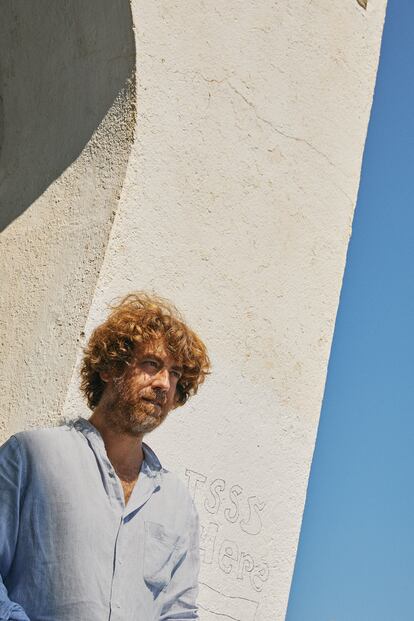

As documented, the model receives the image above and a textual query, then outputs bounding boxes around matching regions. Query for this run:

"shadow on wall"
[0,0,135,231]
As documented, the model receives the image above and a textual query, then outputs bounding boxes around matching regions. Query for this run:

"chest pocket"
[144,521,184,597]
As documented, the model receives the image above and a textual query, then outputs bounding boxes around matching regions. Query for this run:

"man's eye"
[171,370,182,379]
[144,360,158,368]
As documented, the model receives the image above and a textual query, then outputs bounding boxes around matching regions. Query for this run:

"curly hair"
[80,292,211,409]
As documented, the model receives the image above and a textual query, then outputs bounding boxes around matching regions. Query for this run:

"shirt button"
[109,471,115,478]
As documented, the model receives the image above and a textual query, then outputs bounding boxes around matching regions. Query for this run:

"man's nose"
[152,368,170,391]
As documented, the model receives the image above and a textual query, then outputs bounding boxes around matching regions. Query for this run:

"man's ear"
[172,388,184,410]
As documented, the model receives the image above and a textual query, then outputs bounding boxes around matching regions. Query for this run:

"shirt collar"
[69,416,165,479]
[141,442,164,477]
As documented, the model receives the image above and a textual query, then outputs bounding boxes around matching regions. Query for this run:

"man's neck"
[88,409,144,482]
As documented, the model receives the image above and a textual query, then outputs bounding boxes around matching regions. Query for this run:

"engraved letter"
[237,551,255,580]
[250,561,270,592]
[199,521,219,565]
[240,495,265,535]
[224,484,242,524]
[204,478,225,515]
[185,469,207,502]
[218,539,239,575]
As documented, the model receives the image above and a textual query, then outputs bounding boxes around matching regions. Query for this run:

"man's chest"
[119,477,138,504]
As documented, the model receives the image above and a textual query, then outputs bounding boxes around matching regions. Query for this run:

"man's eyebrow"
[141,354,162,362]
[142,354,182,371]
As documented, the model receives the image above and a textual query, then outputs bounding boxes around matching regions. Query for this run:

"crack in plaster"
[225,80,342,176]
[169,70,354,205]
[222,78,353,205]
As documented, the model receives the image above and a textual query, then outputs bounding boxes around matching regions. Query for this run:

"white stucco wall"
[0,1,136,436]
[2,1,387,619]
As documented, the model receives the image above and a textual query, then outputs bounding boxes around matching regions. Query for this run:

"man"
[0,292,210,621]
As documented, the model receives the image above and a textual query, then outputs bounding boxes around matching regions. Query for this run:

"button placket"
[109,515,124,619]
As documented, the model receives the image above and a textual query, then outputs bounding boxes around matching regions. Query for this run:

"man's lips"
[141,397,164,408]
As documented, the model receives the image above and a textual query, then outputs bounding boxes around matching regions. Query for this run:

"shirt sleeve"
[0,436,31,621]
[159,499,200,621]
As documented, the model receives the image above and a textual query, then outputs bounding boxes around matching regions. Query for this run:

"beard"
[103,374,169,437]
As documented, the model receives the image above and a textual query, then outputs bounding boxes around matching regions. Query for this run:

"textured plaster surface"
[0,0,387,618]
[62,1,387,618]
[0,1,136,436]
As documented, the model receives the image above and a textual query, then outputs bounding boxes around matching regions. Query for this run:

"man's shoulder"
[160,468,192,498]
[145,449,196,516]
[154,468,199,537]
[12,422,78,455]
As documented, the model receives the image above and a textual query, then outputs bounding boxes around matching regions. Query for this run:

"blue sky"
[286,1,414,619]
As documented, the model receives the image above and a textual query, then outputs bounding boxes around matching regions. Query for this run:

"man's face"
[101,340,182,436]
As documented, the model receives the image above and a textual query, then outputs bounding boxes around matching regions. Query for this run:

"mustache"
[113,376,167,405]
[140,390,167,405]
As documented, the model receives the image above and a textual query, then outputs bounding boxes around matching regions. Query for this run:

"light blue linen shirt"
[0,417,199,621]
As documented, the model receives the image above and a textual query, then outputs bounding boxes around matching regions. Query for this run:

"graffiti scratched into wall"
[185,468,270,619]
[198,583,259,621]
